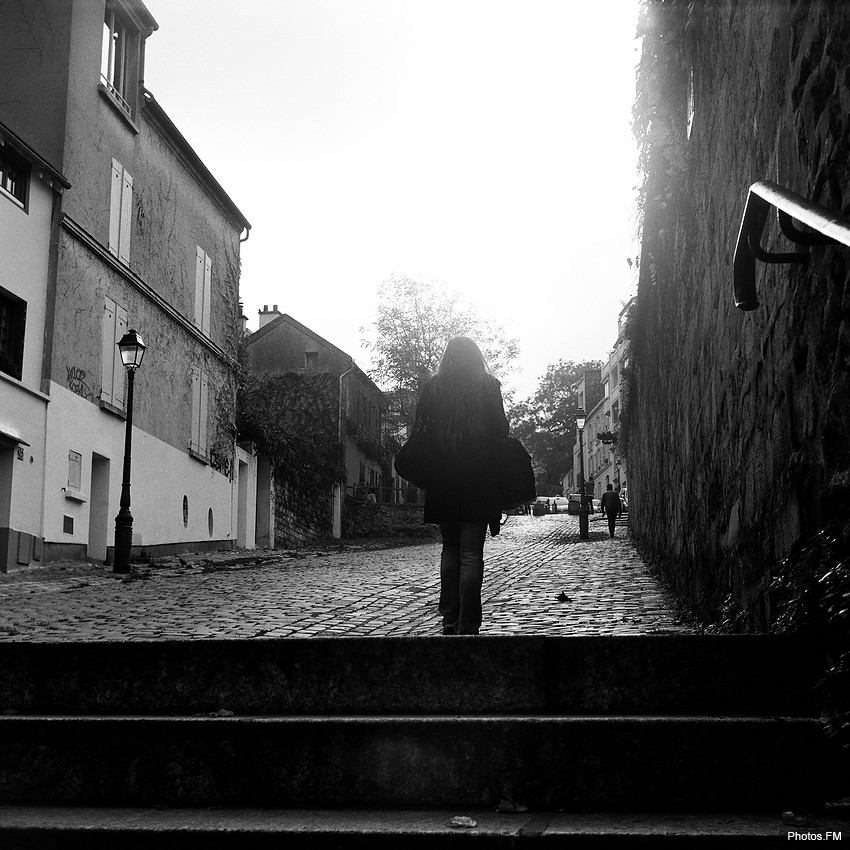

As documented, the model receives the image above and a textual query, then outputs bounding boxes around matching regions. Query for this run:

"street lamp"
[113,329,146,573]
[575,407,588,540]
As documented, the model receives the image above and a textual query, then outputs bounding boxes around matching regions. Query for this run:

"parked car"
[567,494,582,515]
[552,497,570,513]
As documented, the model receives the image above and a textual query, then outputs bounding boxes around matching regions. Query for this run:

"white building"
[0,1,264,568]
[569,298,634,501]
[0,122,70,571]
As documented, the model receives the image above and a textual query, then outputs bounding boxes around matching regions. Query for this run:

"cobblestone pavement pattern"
[0,514,694,641]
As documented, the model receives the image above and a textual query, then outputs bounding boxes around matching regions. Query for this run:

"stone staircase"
[0,635,847,846]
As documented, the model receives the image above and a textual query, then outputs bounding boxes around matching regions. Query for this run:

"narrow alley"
[0,514,692,641]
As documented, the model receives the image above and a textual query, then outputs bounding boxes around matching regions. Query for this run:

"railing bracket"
[746,233,808,266]
[733,180,850,310]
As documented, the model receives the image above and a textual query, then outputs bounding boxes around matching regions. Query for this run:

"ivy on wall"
[237,368,344,532]
[345,417,394,476]
[632,0,695,226]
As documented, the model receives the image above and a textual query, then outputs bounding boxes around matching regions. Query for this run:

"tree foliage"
[362,274,520,421]
[508,360,603,493]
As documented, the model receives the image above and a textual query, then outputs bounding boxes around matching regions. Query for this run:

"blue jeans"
[439,521,487,635]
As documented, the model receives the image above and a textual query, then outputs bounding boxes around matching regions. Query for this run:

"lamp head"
[117,328,146,371]
[575,407,586,431]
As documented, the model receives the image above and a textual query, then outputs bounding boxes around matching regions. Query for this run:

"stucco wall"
[0,1,73,168]
[55,231,234,457]
[627,0,850,627]
[43,384,238,561]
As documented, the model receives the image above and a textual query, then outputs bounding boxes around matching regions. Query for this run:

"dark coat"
[412,374,509,528]
[600,489,622,516]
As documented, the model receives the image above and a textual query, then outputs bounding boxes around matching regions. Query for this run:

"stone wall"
[273,485,333,549]
[342,498,438,540]
[627,0,850,628]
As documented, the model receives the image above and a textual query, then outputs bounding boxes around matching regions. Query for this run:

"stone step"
[1,806,848,847]
[0,635,824,716]
[0,714,831,810]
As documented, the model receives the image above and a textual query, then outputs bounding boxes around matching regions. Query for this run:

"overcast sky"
[142,0,642,400]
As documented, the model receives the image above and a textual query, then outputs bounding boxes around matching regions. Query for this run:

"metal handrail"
[733,180,850,310]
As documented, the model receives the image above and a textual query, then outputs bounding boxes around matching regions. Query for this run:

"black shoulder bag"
[494,435,536,509]
[394,420,435,490]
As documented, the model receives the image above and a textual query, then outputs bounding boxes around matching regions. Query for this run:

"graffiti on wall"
[66,365,94,401]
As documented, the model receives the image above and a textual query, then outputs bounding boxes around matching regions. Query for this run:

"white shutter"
[194,247,205,328]
[109,159,122,256]
[113,304,128,410]
[118,169,133,264]
[100,298,116,405]
[199,370,210,456]
[202,253,212,335]
[190,366,201,452]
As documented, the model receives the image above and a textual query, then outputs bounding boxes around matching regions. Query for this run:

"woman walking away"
[410,336,509,635]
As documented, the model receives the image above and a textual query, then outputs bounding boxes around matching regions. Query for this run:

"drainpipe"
[338,360,356,471]
[335,361,356,536]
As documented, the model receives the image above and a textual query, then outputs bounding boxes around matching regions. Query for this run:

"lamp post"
[113,329,146,574]
[576,407,588,540]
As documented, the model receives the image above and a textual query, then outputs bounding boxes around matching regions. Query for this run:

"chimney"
[258,304,282,328]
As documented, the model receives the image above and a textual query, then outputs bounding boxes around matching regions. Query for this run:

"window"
[109,158,133,263]
[612,401,620,427]
[304,351,318,368]
[194,246,212,335]
[0,288,26,380]
[0,144,28,206]
[190,366,210,458]
[603,379,610,398]
[101,5,140,117]
[68,451,83,491]
[100,296,128,410]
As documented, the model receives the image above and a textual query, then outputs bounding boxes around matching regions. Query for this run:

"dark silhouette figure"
[411,336,509,635]
[600,483,622,538]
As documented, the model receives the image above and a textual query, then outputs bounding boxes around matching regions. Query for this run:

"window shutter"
[119,169,133,264]
[194,247,205,328]
[100,299,116,405]
[68,451,82,491]
[109,159,122,256]
[199,370,210,455]
[202,253,212,335]
[190,366,201,452]
[113,304,128,409]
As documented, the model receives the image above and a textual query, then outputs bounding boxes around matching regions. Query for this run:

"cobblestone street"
[0,514,694,641]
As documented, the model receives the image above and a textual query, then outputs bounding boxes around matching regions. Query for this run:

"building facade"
[246,308,390,542]
[569,300,633,502]
[0,0,257,567]
[0,122,70,571]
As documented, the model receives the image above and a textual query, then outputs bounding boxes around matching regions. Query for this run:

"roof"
[247,313,386,402]
[141,89,250,234]
[0,120,70,190]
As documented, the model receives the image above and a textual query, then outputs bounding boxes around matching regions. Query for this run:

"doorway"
[88,453,111,563]
[236,458,249,548]
[255,455,272,548]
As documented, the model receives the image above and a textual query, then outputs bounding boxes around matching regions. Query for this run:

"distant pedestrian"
[600,483,622,538]
[408,336,509,635]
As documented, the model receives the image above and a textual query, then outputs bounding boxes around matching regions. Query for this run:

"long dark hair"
[431,336,492,452]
